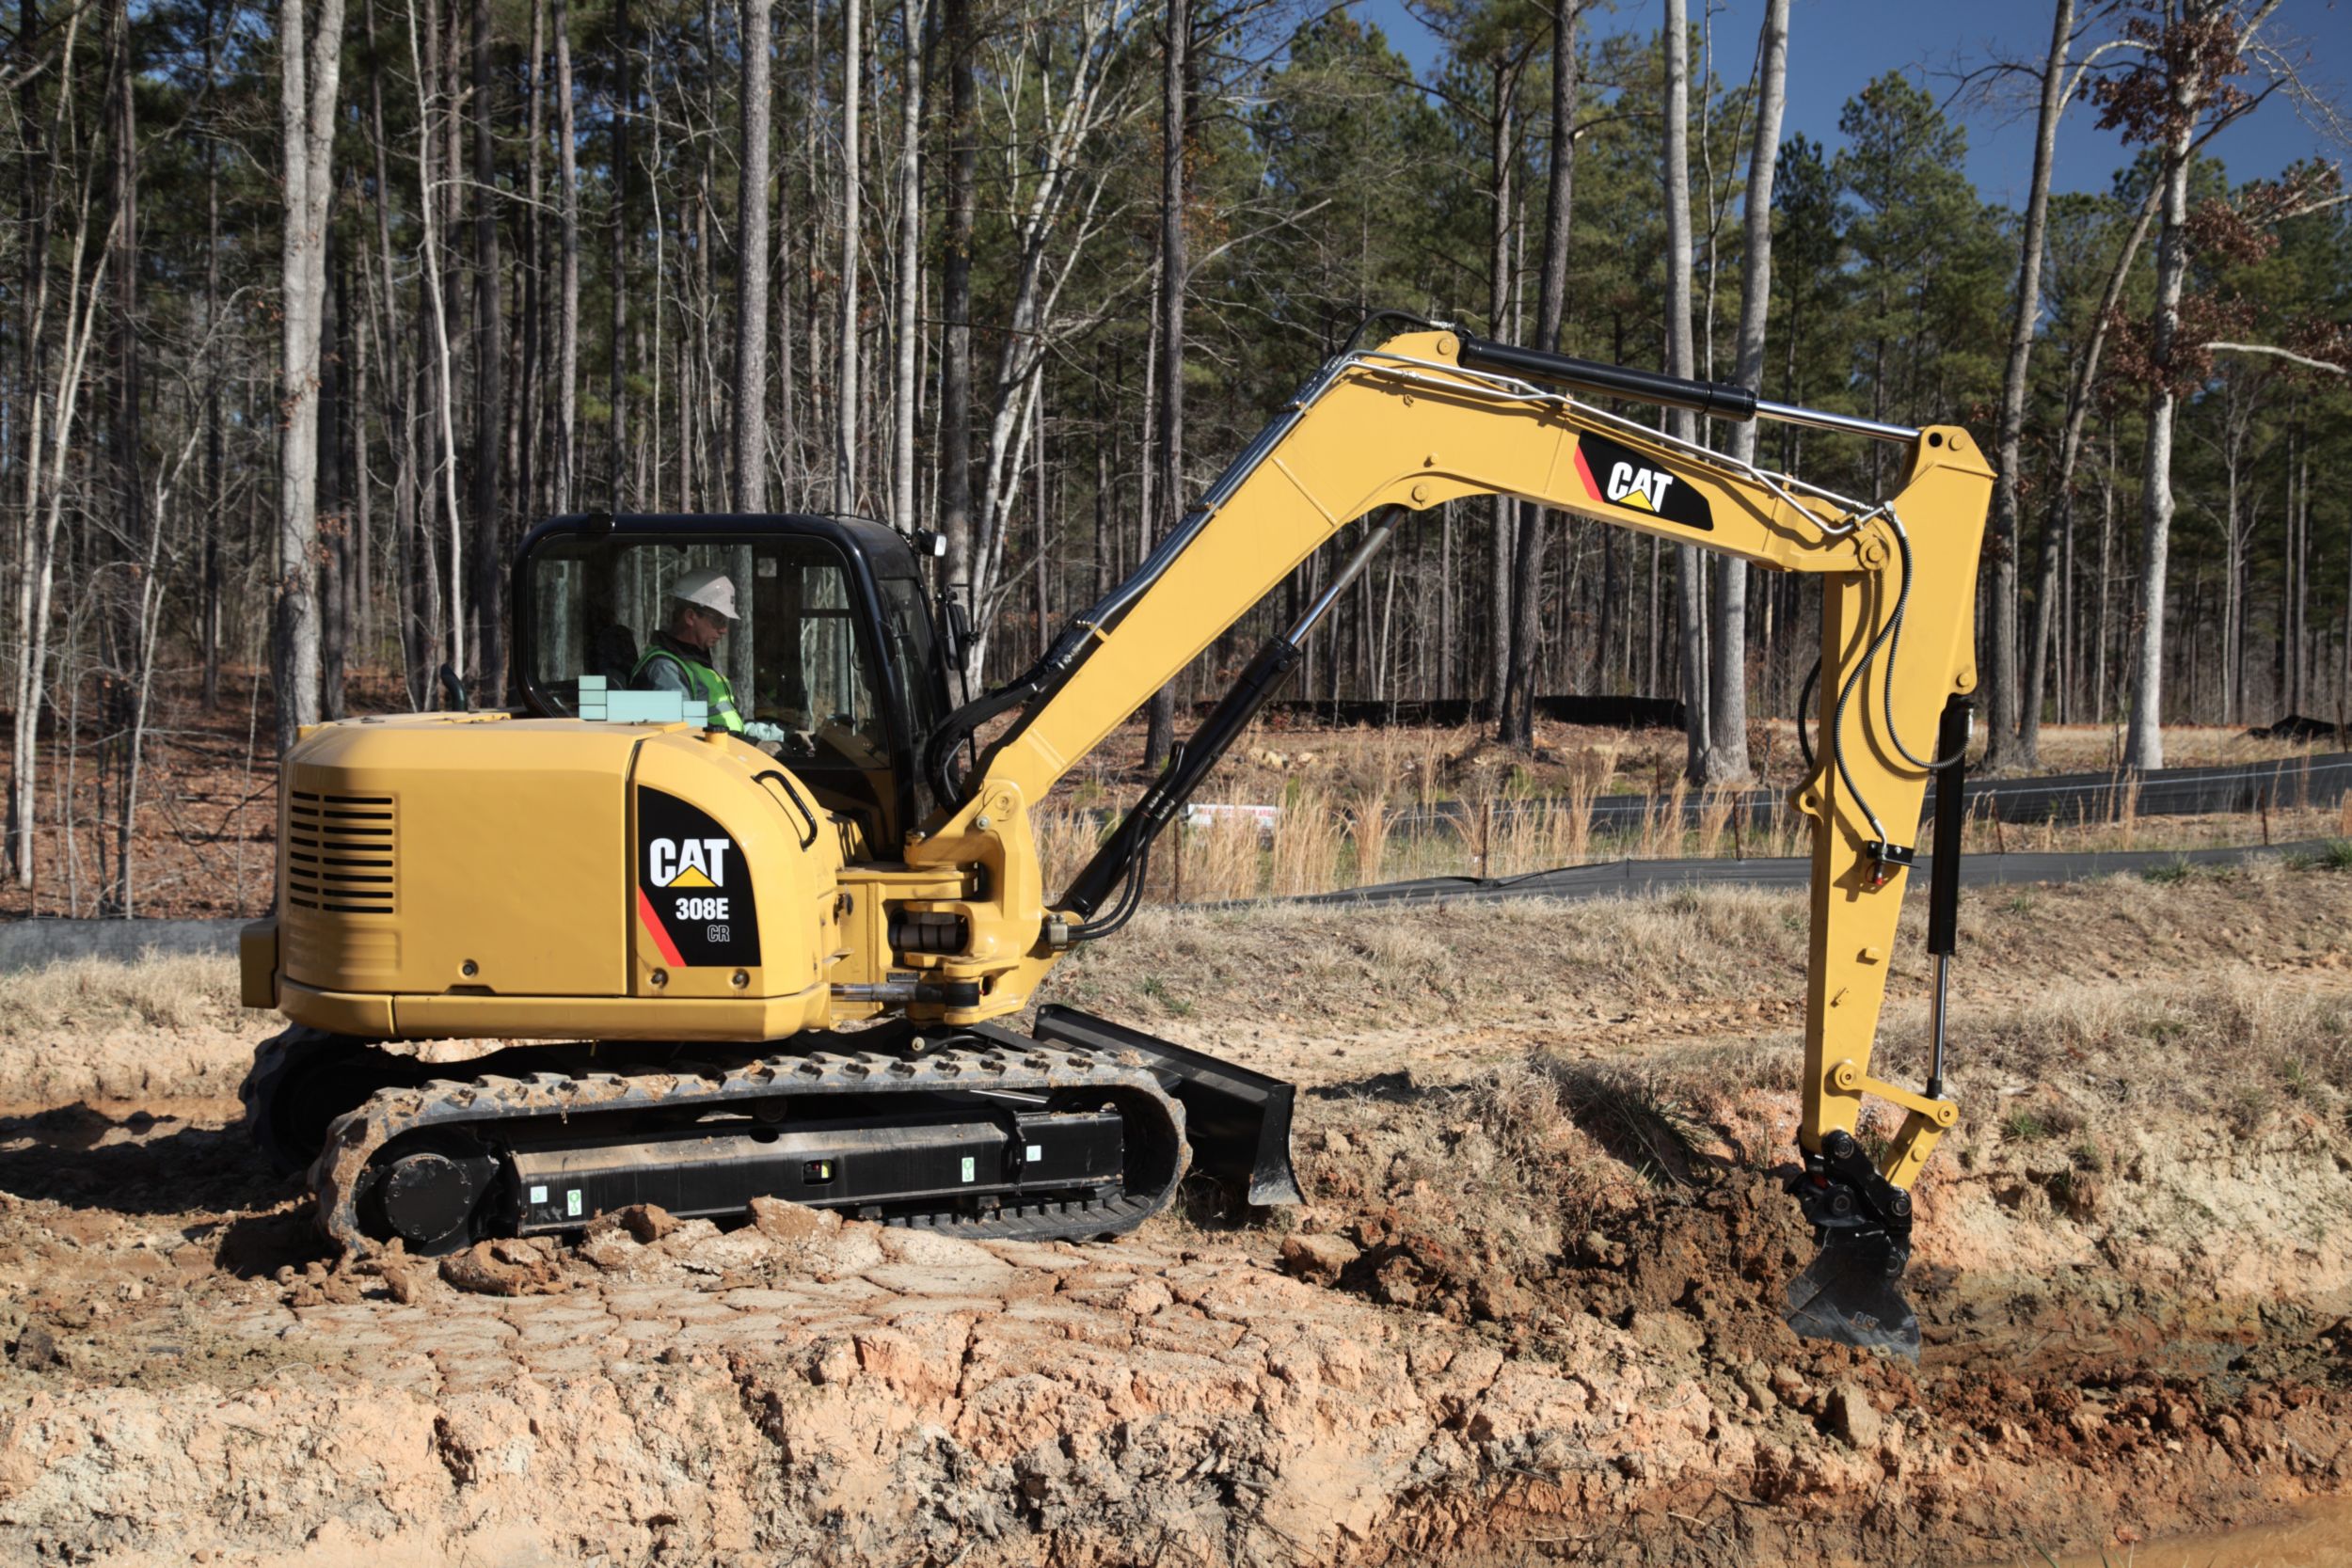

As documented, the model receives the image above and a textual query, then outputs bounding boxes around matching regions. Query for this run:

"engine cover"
[263,714,844,1041]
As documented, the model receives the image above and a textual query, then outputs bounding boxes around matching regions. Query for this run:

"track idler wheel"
[358,1138,501,1256]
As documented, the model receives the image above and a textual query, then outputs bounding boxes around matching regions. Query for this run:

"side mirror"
[940,595,973,664]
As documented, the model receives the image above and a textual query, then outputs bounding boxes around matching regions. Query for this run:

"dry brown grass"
[0,951,243,1037]
[1345,746,1401,889]
[1039,793,2337,908]
[1693,786,1735,860]
[1053,715,2333,835]
[1908,973,2352,1142]
[1560,745,1617,864]
[1635,773,1688,859]
[1492,799,1542,879]
[1053,881,1816,1037]
[1269,784,1343,896]
[1347,793,1391,889]
[1226,860,2352,1288]
[1191,808,1265,901]
[2026,722,2332,775]
[1033,808,1102,901]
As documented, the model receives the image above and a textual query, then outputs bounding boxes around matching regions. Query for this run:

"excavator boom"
[900,323,1992,1352]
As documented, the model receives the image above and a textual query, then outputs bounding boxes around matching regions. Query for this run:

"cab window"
[526,533,900,832]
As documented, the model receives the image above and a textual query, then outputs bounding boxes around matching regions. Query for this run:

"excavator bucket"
[1784,1227,1919,1358]
[1032,1005,1304,1209]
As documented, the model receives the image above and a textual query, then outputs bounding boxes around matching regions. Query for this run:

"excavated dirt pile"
[3,863,2350,1565]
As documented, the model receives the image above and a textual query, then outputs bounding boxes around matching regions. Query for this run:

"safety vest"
[629,641,746,735]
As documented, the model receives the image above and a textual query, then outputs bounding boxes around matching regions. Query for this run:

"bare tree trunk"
[518,0,545,533]
[2295,439,2310,716]
[352,208,375,666]
[2126,0,2282,769]
[939,0,976,675]
[834,0,864,513]
[954,2,1129,660]
[1144,0,1186,770]
[1438,499,1454,696]
[2095,417,2113,722]
[275,0,348,752]
[1032,384,1048,659]
[100,0,150,908]
[101,0,146,910]
[1661,0,1707,779]
[734,0,771,510]
[365,0,434,707]
[608,0,632,508]
[2125,122,2196,771]
[2221,431,2245,723]
[890,0,927,531]
[2341,467,2351,723]
[469,0,505,699]
[1982,0,2073,769]
[8,0,57,884]
[1706,0,1787,783]
[320,238,348,720]
[2022,185,2153,757]
[1501,8,1574,750]
[552,0,579,513]
[1484,55,1520,721]
[201,0,223,709]
[409,0,466,686]
[12,158,110,891]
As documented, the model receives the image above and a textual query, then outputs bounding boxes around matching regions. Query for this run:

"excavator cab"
[512,514,953,853]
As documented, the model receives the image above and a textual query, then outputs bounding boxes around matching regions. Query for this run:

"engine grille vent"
[285,791,397,914]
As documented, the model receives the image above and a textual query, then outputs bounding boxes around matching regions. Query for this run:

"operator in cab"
[630,567,791,748]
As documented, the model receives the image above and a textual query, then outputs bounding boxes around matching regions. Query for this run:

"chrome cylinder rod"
[1926,953,1952,1101]
[1752,399,1921,445]
[1290,511,1401,642]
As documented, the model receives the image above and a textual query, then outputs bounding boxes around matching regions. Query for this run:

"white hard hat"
[670,566,739,621]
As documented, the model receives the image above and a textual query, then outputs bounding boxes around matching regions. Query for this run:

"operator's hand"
[744,719,818,757]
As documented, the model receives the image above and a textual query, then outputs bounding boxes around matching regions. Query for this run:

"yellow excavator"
[239,319,1991,1355]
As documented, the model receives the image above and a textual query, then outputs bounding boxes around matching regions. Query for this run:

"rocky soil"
[3,863,2350,1565]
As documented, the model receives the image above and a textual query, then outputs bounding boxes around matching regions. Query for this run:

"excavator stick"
[1782,694,1975,1357]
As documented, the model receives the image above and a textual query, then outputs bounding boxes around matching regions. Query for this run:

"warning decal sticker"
[635,787,762,968]
[1571,430,1715,532]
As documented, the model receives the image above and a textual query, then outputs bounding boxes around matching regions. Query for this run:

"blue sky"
[1353,0,2351,203]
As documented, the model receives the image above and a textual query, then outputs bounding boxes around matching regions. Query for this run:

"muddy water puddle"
[1974,1497,2352,1567]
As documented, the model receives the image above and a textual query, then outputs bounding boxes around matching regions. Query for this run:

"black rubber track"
[307,1028,1190,1256]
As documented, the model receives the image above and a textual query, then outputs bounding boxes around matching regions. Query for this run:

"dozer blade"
[1784,1227,1919,1358]
[1032,1005,1304,1209]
